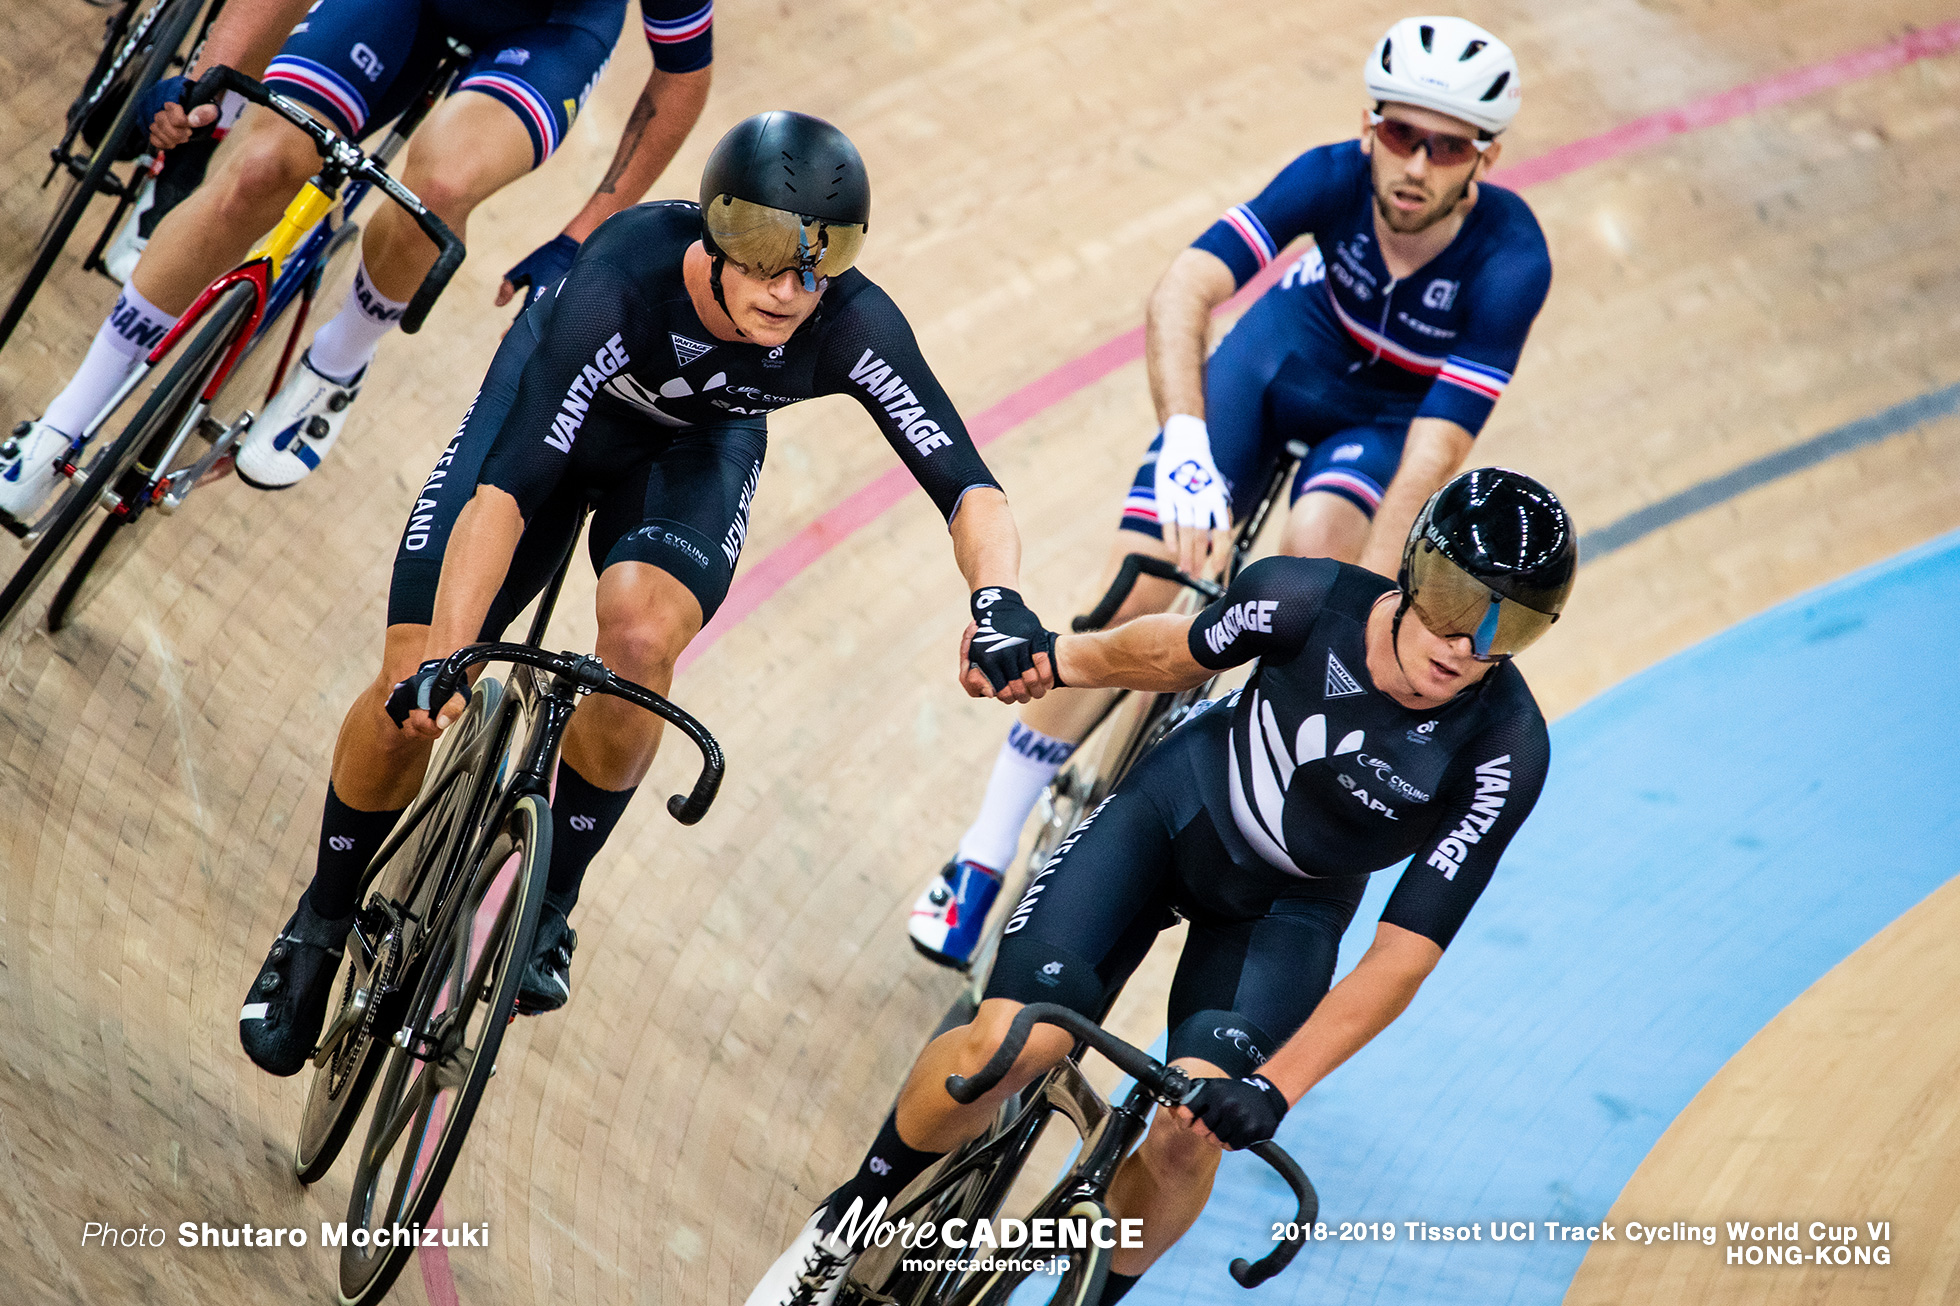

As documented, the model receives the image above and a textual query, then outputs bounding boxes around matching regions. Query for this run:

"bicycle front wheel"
[0,278,256,638]
[337,792,551,1305]
[957,1199,1112,1306]
[0,0,202,354]
[295,674,508,1185]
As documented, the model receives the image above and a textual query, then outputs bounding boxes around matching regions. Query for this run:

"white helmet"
[1364,17,1521,136]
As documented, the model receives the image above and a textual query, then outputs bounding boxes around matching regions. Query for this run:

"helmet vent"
[1418,24,1434,51]
[1461,39,1486,60]
[1380,38,1394,73]
[1479,71,1510,102]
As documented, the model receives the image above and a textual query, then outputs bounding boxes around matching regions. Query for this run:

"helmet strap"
[1389,593,1427,699]
[707,251,749,340]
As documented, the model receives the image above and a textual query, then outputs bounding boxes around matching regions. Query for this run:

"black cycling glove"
[503,234,581,308]
[968,587,1060,693]
[384,659,456,727]
[1185,1074,1290,1150]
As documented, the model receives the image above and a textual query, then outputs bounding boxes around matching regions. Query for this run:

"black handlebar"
[184,68,465,333]
[945,1003,1195,1105]
[1073,554,1225,632]
[1231,1141,1318,1287]
[433,643,725,826]
[946,1003,1316,1289]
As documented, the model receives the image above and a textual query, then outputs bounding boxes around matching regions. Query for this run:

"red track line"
[673,18,1960,676]
[418,1200,462,1306]
[421,16,1960,1301]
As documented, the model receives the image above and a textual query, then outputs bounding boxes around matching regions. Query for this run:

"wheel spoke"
[368,1050,441,1166]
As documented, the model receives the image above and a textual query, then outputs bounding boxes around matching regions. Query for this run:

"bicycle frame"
[12,64,467,540]
[847,1004,1315,1306]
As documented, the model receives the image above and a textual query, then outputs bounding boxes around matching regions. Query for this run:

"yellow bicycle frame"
[248,179,337,280]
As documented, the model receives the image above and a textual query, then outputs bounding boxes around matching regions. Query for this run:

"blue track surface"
[1123,530,1960,1306]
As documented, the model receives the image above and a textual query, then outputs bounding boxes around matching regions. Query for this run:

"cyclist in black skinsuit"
[235,111,1061,1076]
[744,467,1574,1306]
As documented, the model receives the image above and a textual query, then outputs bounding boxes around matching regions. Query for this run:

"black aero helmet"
[699,110,869,293]
[1398,467,1576,660]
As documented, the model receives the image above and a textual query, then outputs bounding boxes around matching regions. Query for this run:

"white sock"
[306,260,407,383]
[955,723,1078,872]
[42,283,177,436]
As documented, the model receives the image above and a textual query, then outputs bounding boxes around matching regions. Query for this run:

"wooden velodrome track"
[2,0,1959,1303]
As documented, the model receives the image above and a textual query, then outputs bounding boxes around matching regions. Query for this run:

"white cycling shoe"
[234,350,362,490]
[0,420,77,527]
[101,176,154,285]
[744,1209,858,1306]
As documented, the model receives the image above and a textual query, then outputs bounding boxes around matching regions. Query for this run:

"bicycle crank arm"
[159,410,253,512]
[134,398,211,510]
[311,985,371,1067]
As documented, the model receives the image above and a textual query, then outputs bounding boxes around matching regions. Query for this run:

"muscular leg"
[300,93,535,385]
[30,110,320,437]
[359,92,536,302]
[811,997,1077,1235]
[561,561,703,788]
[329,623,439,810]
[1277,489,1370,563]
[895,998,1077,1151]
[1104,1057,1230,1276]
[130,107,323,313]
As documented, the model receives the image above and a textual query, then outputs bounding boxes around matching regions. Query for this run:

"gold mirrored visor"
[1405,541,1558,660]
[704,195,866,291]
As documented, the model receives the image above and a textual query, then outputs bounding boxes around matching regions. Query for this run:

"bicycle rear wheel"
[0,0,202,354]
[0,279,256,638]
[337,792,551,1305]
[295,674,507,1184]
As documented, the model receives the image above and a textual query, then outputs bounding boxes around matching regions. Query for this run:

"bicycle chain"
[325,926,401,1096]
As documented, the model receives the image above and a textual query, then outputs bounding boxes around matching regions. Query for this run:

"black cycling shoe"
[515,903,577,1015]
[238,895,352,1077]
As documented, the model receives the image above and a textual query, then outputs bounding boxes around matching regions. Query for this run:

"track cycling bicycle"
[930,441,1311,1029]
[288,508,725,1305]
[0,64,468,637]
[0,0,228,353]
[838,1003,1317,1306]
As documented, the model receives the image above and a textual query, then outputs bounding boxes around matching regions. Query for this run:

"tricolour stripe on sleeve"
[1220,204,1278,269]
[1436,356,1511,401]
[645,1,713,43]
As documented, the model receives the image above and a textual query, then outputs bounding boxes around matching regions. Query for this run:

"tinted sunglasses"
[1404,539,1557,661]
[704,195,866,292]
[1369,112,1490,167]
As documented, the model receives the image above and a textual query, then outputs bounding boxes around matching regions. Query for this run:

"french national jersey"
[1192,141,1551,435]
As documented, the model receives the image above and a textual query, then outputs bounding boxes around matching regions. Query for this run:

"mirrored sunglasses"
[1369,112,1490,167]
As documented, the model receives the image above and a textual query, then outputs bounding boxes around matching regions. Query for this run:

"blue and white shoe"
[907,858,1002,971]
[0,419,77,528]
[234,350,362,490]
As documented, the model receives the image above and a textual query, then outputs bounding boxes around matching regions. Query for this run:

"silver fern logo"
[1228,697,1363,874]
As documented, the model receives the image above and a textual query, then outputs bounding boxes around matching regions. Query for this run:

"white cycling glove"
[1153,414,1231,535]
